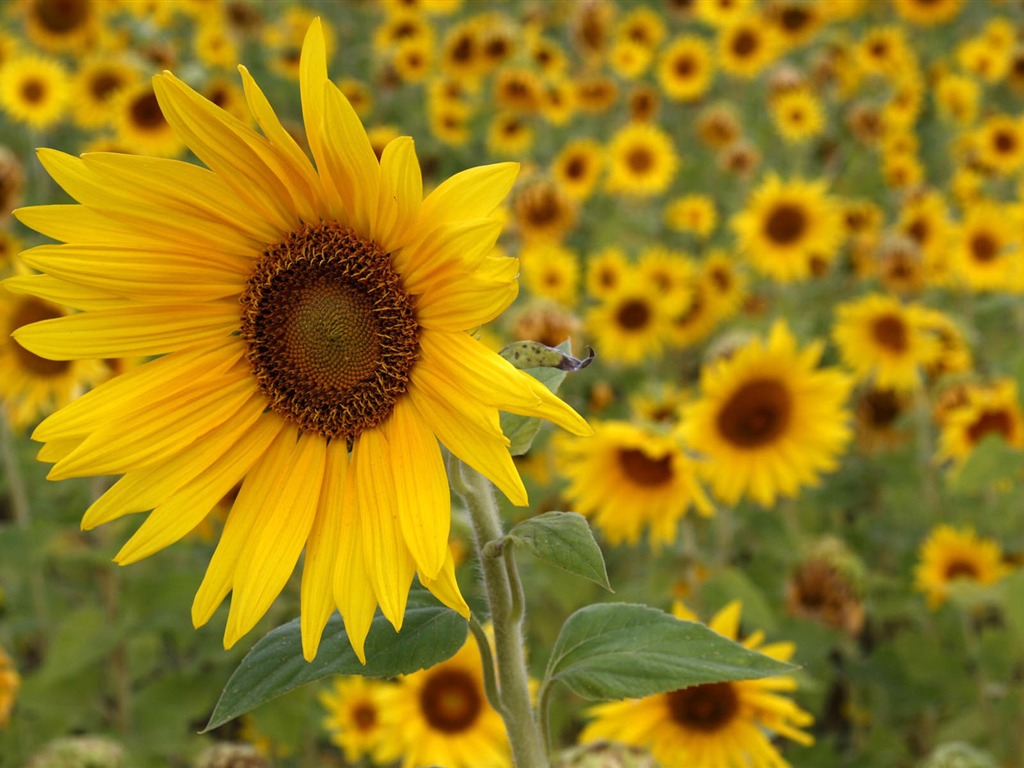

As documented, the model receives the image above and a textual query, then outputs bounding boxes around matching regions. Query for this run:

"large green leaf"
[204,591,467,731]
[506,511,611,591]
[543,603,796,701]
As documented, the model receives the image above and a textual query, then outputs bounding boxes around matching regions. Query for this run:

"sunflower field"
[2,0,1024,766]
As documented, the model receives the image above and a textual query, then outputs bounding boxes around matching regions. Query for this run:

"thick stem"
[453,463,549,768]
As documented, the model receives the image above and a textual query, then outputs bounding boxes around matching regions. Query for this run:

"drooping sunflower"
[0,53,69,130]
[380,628,511,768]
[914,525,1012,610]
[680,321,853,508]
[319,676,400,766]
[0,286,107,431]
[8,20,590,662]
[732,174,843,283]
[832,293,942,393]
[581,601,814,767]
[555,420,713,548]
[604,122,679,198]
[935,378,1024,467]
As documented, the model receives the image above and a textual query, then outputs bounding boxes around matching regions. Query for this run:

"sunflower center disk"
[241,222,419,441]
[764,203,807,245]
[717,378,792,448]
[666,682,739,732]
[419,670,482,733]
[618,448,673,487]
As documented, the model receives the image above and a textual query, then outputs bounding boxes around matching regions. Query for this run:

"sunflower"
[487,112,534,157]
[71,55,139,130]
[0,644,18,728]
[664,194,717,237]
[0,286,107,431]
[732,174,843,283]
[514,179,577,244]
[8,20,589,662]
[700,249,747,323]
[22,0,100,52]
[574,75,618,114]
[551,139,603,201]
[440,19,486,80]
[953,200,1023,292]
[771,87,825,143]
[666,280,719,349]
[0,147,25,222]
[0,53,69,130]
[854,386,910,453]
[581,601,814,767]
[936,379,1024,467]
[786,539,865,636]
[540,79,576,127]
[604,122,679,198]
[696,102,741,149]
[617,5,666,51]
[494,67,542,113]
[392,38,434,84]
[973,114,1024,176]
[657,35,714,102]
[832,294,941,393]
[585,275,674,366]
[769,1,824,49]
[428,101,471,147]
[680,321,853,508]
[608,38,653,80]
[892,0,964,26]
[914,525,1012,610]
[555,421,712,548]
[203,75,251,124]
[520,243,580,307]
[380,628,511,768]
[896,190,953,283]
[920,308,972,379]
[718,18,780,80]
[638,246,694,307]
[695,0,756,27]
[584,245,629,300]
[319,676,400,765]
[934,73,980,126]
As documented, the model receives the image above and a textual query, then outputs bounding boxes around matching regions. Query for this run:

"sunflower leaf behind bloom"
[541,603,796,703]
[504,511,611,591]
[204,588,468,732]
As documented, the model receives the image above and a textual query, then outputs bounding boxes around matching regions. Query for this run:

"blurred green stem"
[0,414,51,644]
[453,462,549,768]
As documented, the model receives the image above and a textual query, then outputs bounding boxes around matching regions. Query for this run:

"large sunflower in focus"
[680,321,853,508]
[581,601,814,767]
[8,20,590,662]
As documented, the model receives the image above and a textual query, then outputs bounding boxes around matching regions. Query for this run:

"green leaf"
[204,590,467,731]
[948,434,1024,494]
[506,511,611,591]
[543,603,796,701]
[498,339,591,456]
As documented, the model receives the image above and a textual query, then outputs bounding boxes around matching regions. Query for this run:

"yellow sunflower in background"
[833,293,941,393]
[0,286,107,432]
[657,35,714,102]
[732,174,843,282]
[666,279,719,350]
[0,53,69,130]
[584,245,629,300]
[22,0,101,52]
[896,190,953,284]
[8,20,590,662]
[513,178,578,244]
[914,525,1012,610]
[892,0,964,27]
[936,378,1024,467]
[551,138,603,201]
[681,321,853,508]
[581,601,814,767]
[664,194,717,237]
[555,421,713,548]
[700,249,747,323]
[319,676,400,766]
[604,121,679,198]
[71,55,139,130]
[718,17,780,80]
[520,242,580,307]
[973,114,1024,176]
[771,87,825,143]
[0,644,18,728]
[487,112,534,157]
[585,275,674,366]
[380,628,510,768]
[953,200,1023,292]
[114,82,185,158]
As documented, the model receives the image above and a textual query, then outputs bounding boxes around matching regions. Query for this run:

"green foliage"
[503,511,612,591]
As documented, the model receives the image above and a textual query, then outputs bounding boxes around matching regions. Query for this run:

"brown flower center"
[666,683,740,732]
[10,298,72,377]
[419,669,482,733]
[625,146,654,174]
[240,222,419,441]
[969,232,999,263]
[871,313,908,352]
[616,299,651,330]
[966,409,1014,445]
[89,70,124,101]
[716,378,792,448]
[129,90,167,131]
[731,29,759,58]
[764,203,807,246]
[992,130,1016,156]
[20,79,45,105]
[34,0,90,34]
[351,702,377,732]
[944,559,979,580]
[674,54,696,77]
[618,448,674,487]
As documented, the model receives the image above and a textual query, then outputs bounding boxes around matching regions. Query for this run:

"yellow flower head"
[936,379,1024,467]
[915,525,1012,609]
[681,321,853,507]
[8,19,590,663]
[319,676,400,765]
[0,644,19,728]
[604,122,679,198]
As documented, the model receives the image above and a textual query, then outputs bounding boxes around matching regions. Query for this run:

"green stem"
[469,612,504,717]
[453,462,549,768]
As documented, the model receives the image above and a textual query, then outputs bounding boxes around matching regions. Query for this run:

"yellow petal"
[407,378,528,506]
[82,394,267,530]
[225,432,327,647]
[114,411,284,564]
[192,424,298,629]
[153,74,299,234]
[418,162,519,225]
[395,218,502,296]
[418,548,470,619]
[13,302,239,360]
[385,397,449,579]
[300,438,348,661]
[415,256,519,331]
[333,450,380,664]
[4,273,128,311]
[352,428,415,631]
[374,136,422,253]
[320,83,379,236]
[299,19,344,220]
